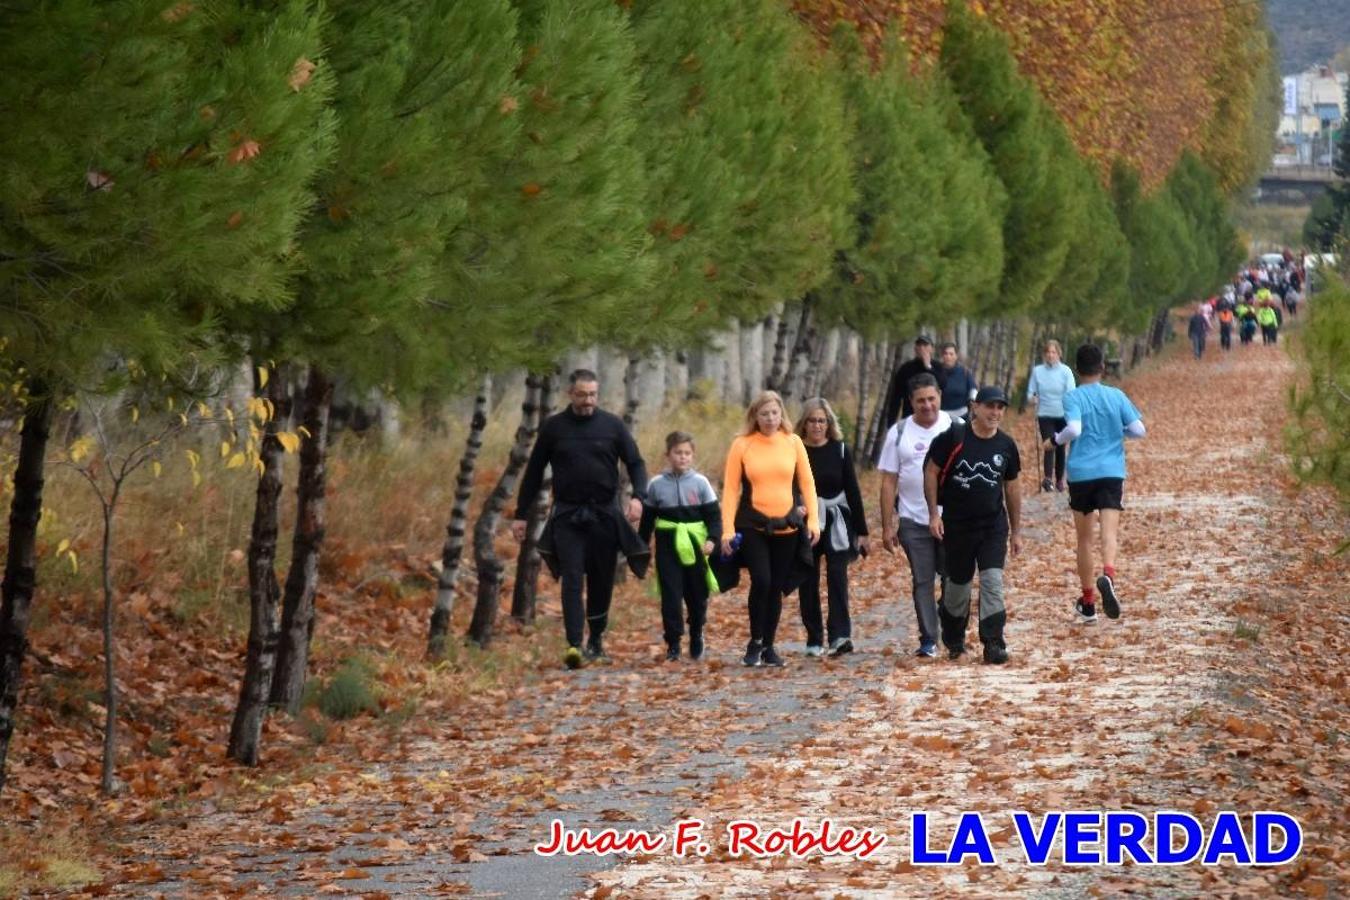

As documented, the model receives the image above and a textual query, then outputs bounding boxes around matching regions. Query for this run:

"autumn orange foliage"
[790,0,1244,188]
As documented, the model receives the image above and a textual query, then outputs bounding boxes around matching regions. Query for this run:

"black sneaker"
[1041,478,1054,492]
[983,645,1009,665]
[827,637,854,657]
[947,644,965,660]
[1097,574,1120,619]
[742,640,763,667]
[1075,600,1098,625]
[583,638,610,664]
[665,644,680,662]
[689,633,704,661]
[760,646,785,667]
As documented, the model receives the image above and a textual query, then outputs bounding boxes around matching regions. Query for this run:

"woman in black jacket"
[795,398,869,657]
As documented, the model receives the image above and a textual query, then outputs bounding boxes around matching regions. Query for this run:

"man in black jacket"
[880,336,944,434]
[513,369,649,669]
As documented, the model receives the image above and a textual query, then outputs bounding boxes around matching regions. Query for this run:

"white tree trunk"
[723,320,742,406]
[597,349,628,401]
[665,350,688,401]
[738,319,765,406]
[638,350,666,416]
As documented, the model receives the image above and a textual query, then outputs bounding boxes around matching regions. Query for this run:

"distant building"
[1277,66,1347,165]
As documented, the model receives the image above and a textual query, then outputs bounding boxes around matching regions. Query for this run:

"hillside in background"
[1268,0,1350,73]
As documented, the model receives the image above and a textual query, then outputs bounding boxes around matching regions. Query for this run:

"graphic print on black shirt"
[924,427,1020,523]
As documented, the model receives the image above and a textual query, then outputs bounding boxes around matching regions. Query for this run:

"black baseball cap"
[974,386,1008,406]
[914,335,933,346]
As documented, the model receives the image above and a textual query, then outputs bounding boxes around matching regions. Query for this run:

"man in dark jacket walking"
[513,369,649,669]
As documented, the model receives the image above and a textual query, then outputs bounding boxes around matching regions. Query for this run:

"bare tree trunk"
[467,374,544,647]
[863,342,899,463]
[779,297,815,403]
[723,320,742,406]
[638,351,666,413]
[428,374,492,657]
[99,500,118,795]
[0,383,53,794]
[853,341,872,450]
[614,356,642,584]
[802,324,831,401]
[270,364,334,713]
[1000,320,1018,396]
[738,319,764,405]
[766,303,794,391]
[511,372,556,623]
[228,365,292,766]
[666,350,689,401]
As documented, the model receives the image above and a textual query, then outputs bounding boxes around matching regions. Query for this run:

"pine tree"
[940,0,1074,316]
[632,0,855,327]
[458,0,653,647]
[0,0,332,792]
[814,27,935,342]
[227,0,523,762]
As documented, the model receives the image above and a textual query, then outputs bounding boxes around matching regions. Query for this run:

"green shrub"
[1288,282,1350,538]
[313,657,381,720]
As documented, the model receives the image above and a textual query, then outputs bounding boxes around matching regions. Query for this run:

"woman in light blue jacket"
[1026,339,1076,492]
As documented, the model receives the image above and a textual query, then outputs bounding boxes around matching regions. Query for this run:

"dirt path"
[102,339,1348,897]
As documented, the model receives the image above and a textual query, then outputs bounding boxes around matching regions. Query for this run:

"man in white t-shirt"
[879,373,953,658]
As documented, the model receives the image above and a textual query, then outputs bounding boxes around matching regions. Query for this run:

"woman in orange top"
[721,391,820,668]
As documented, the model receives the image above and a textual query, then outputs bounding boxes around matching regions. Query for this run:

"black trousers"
[740,528,797,647]
[798,548,851,645]
[1219,322,1233,350]
[1037,416,1067,481]
[553,517,618,648]
[654,532,709,646]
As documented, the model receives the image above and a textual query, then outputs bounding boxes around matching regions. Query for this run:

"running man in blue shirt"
[1045,344,1145,624]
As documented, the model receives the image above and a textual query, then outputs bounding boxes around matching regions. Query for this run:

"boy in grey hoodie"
[639,431,722,661]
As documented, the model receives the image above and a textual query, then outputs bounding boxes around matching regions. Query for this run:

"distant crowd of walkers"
[514,335,1146,671]
[1188,252,1307,359]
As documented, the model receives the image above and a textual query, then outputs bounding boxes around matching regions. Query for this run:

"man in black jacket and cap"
[513,369,650,669]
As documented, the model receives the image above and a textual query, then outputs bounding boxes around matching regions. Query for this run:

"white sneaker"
[804,644,825,658]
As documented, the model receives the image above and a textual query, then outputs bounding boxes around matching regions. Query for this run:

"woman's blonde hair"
[1043,339,1062,356]
[742,390,792,436]
[795,397,843,442]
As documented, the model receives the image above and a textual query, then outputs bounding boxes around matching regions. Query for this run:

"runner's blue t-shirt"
[1063,382,1142,482]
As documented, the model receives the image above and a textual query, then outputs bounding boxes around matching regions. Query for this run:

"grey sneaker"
[828,637,854,657]
[804,644,825,658]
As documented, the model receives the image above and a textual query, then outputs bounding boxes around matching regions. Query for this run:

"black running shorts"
[1068,477,1124,513]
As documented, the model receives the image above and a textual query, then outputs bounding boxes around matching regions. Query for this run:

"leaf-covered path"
[104,339,1348,897]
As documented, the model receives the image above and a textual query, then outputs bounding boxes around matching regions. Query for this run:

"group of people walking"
[513,339,1144,670]
[1188,255,1306,359]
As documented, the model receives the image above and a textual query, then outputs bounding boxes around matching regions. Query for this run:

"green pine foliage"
[1111,162,1185,320]
[1288,283,1350,517]
[940,0,1073,316]
[273,0,521,394]
[443,0,653,370]
[815,27,936,339]
[922,71,1006,327]
[628,0,850,346]
[1040,146,1131,331]
[0,0,334,384]
[1164,153,1244,300]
